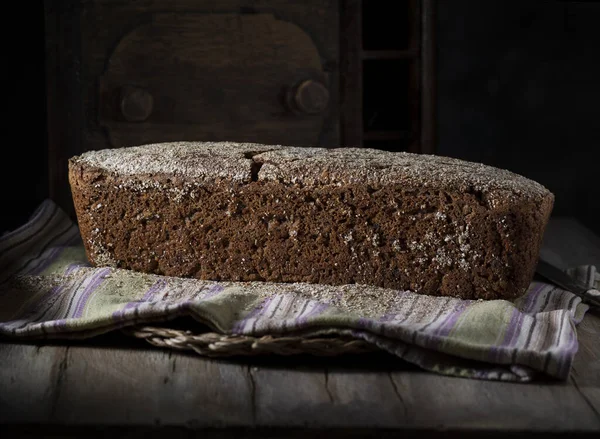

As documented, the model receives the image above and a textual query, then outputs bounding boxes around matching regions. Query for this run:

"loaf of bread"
[68,141,554,300]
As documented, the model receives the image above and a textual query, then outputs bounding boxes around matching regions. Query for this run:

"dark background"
[437,0,600,234]
[2,0,599,236]
[3,1,47,234]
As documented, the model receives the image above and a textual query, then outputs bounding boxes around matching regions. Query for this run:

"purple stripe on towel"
[233,296,275,333]
[202,284,224,300]
[501,308,522,347]
[53,319,70,332]
[434,301,470,337]
[124,279,167,309]
[557,318,579,379]
[405,300,470,351]
[487,284,555,363]
[27,231,81,276]
[522,283,547,313]
[487,307,522,363]
[65,262,90,275]
[72,268,111,318]
[299,302,329,326]
[27,245,64,275]
[113,279,168,321]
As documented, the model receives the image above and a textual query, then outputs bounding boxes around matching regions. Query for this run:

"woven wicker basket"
[123,326,377,357]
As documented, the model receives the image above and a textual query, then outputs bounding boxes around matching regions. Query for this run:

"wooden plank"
[573,312,600,387]
[165,355,255,427]
[244,353,412,428]
[321,371,408,427]
[50,344,254,426]
[51,345,173,424]
[250,366,334,426]
[389,371,600,431]
[1,334,598,431]
[0,343,65,423]
[247,353,413,428]
[571,311,600,418]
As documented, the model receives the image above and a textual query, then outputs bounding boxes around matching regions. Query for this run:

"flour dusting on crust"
[71,141,550,199]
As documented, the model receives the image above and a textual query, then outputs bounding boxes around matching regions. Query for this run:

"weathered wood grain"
[571,310,600,419]
[317,371,409,427]
[0,344,66,423]
[49,346,254,426]
[250,366,333,426]
[2,343,598,431]
[390,370,599,431]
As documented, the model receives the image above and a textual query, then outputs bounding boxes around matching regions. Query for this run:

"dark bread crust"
[68,142,554,300]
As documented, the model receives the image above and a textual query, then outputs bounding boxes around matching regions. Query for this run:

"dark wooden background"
[2,0,599,236]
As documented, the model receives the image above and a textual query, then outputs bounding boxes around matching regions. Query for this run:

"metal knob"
[289,79,329,115]
[120,86,153,122]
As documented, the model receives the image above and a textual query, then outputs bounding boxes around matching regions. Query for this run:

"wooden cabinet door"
[98,13,337,148]
[46,1,339,214]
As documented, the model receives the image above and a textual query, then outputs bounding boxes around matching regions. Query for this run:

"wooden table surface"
[1,218,599,438]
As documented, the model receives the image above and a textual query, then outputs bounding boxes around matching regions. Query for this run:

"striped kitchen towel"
[0,200,597,382]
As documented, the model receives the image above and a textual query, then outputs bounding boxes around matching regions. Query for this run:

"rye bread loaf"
[68,141,554,300]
